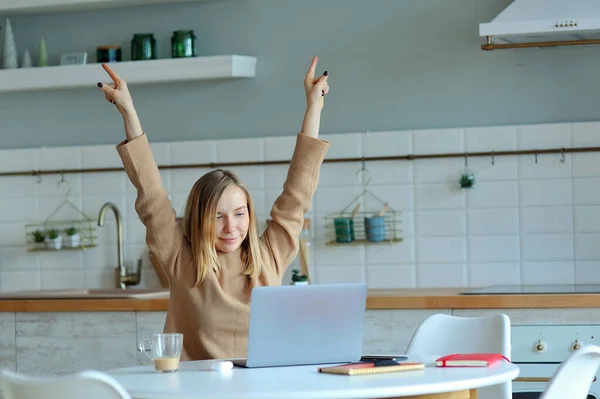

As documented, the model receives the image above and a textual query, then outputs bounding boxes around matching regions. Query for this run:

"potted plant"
[45,228,62,250]
[459,173,475,189]
[291,269,308,285]
[31,229,46,249]
[64,226,80,248]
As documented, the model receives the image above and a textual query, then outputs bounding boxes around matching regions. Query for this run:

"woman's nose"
[223,217,236,231]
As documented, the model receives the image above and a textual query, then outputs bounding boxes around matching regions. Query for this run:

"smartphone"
[360,355,408,362]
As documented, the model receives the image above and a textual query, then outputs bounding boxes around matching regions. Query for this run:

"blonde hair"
[182,169,263,286]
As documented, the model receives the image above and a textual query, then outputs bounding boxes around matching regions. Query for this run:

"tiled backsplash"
[1,120,600,291]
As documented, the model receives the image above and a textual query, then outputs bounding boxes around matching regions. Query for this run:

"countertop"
[2,288,600,312]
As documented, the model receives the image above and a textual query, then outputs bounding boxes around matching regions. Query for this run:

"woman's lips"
[220,237,238,243]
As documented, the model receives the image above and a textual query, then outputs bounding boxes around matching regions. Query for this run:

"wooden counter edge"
[0,298,170,312]
[366,294,600,309]
[1,293,600,312]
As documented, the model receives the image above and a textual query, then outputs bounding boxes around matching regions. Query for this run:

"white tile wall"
[1,120,600,290]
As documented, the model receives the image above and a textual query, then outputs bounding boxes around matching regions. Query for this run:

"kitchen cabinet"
[0,307,596,375]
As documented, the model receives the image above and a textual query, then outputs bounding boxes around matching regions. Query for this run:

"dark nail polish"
[323,71,328,76]
[321,90,325,96]
[97,82,103,87]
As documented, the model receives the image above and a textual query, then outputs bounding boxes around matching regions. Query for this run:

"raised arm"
[98,64,184,279]
[261,56,331,275]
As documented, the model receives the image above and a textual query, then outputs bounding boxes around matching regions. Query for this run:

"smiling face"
[214,184,250,253]
[182,169,262,284]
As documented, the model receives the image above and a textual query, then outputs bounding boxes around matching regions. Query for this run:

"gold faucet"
[97,202,141,289]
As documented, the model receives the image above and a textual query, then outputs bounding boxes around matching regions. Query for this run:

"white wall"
[1,120,599,291]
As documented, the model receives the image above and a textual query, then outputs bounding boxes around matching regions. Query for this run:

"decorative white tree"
[22,49,32,68]
[2,18,18,69]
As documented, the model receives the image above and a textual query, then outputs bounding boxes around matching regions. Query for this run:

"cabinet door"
[0,313,16,372]
[363,309,451,354]
[15,312,137,374]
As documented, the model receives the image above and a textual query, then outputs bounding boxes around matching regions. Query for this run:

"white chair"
[405,313,511,399]
[540,344,600,399]
[0,369,131,399]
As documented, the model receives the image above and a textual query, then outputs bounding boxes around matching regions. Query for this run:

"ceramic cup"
[139,333,183,373]
[364,216,386,242]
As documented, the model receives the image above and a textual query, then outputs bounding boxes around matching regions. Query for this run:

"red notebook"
[435,353,509,367]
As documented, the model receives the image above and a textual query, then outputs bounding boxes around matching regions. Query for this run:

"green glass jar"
[171,30,197,58]
[131,33,156,61]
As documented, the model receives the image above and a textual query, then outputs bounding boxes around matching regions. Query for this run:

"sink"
[0,288,169,300]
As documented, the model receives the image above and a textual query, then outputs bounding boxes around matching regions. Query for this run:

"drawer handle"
[514,377,551,382]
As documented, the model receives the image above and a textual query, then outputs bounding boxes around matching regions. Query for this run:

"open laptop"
[233,282,368,368]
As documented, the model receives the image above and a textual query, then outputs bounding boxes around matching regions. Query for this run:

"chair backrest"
[540,344,600,399]
[0,369,131,399]
[405,313,511,399]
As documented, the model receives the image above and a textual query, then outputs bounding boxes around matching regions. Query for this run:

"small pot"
[65,233,80,248]
[45,236,62,250]
[364,216,386,243]
[334,217,355,243]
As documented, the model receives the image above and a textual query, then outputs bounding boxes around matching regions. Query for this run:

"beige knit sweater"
[117,132,330,361]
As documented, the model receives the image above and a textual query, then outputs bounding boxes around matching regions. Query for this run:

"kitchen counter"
[2,288,600,312]
[367,288,600,309]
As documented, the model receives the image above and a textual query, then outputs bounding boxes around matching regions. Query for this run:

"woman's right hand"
[97,63,135,115]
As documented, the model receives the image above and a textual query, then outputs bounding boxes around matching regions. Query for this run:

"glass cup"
[139,333,183,373]
[334,217,355,243]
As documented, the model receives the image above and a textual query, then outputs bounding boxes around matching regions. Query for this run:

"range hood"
[479,0,600,50]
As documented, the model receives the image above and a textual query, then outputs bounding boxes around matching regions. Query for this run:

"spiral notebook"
[318,359,425,376]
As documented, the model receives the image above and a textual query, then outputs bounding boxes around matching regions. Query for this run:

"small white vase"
[65,233,80,248]
[45,236,62,250]
[293,281,308,285]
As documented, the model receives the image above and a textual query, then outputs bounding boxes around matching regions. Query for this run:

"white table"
[107,356,519,399]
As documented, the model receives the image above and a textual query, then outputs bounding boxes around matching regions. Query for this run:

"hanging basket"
[24,176,97,252]
[324,210,402,245]
[323,164,403,246]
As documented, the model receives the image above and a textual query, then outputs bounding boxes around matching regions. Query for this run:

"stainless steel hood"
[479,0,600,50]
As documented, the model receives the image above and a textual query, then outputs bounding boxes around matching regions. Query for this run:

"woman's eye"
[235,213,245,217]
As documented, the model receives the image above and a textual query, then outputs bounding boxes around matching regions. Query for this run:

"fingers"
[97,81,117,97]
[313,73,329,96]
[102,63,122,87]
[304,56,318,84]
[97,81,118,105]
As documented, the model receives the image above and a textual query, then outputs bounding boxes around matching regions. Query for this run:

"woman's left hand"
[304,56,329,110]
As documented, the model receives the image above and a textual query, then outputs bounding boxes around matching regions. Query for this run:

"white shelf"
[0,0,205,14]
[0,55,257,93]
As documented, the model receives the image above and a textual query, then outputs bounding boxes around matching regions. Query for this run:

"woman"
[97,56,331,361]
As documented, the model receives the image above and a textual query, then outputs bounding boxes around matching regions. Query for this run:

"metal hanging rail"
[1,145,600,178]
[481,35,600,51]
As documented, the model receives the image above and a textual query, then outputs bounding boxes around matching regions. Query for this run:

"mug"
[365,216,386,242]
[139,333,183,372]
[334,217,355,243]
